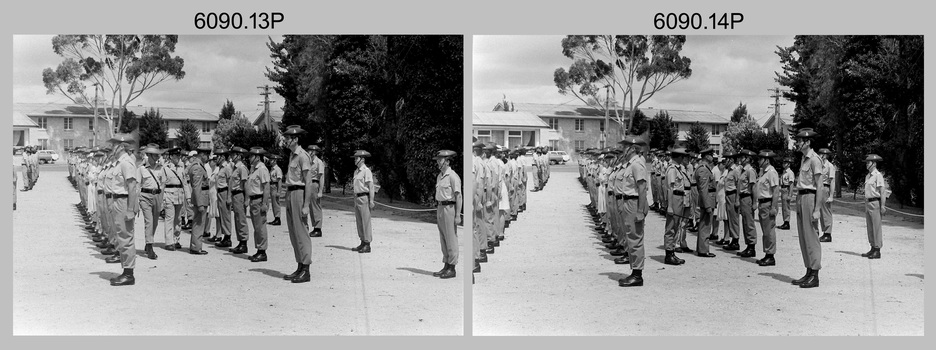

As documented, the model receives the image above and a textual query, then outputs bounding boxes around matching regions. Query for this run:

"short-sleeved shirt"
[797,149,823,190]
[138,163,165,191]
[740,164,757,193]
[621,154,647,196]
[109,153,139,195]
[309,156,325,182]
[353,164,373,194]
[99,165,112,193]
[216,161,232,189]
[755,165,779,199]
[245,161,270,197]
[781,168,795,187]
[821,160,835,185]
[435,167,461,202]
[285,148,312,186]
[270,164,283,183]
[725,165,739,192]
[230,161,249,191]
[865,169,885,198]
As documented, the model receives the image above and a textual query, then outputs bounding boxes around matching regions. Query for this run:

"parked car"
[13,146,25,155]
[548,151,570,164]
[36,150,60,164]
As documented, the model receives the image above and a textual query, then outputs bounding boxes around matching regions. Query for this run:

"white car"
[547,151,570,164]
[36,150,60,164]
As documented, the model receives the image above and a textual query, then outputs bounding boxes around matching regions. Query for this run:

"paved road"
[472,170,923,336]
[13,170,463,335]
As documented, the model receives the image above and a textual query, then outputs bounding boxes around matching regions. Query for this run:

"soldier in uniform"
[491,146,507,244]
[506,149,520,222]
[791,128,823,288]
[187,146,211,255]
[777,158,795,230]
[208,148,233,244]
[162,147,187,250]
[350,150,376,253]
[694,148,717,257]
[472,141,487,273]
[817,148,836,242]
[226,147,250,253]
[432,150,461,279]
[616,135,649,287]
[861,154,886,259]
[307,145,325,237]
[754,150,780,266]
[266,154,283,226]
[107,134,139,286]
[246,147,271,262]
[481,143,497,255]
[736,149,759,258]
[281,125,314,283]
[138,144,166,260]
[719,152,741,249]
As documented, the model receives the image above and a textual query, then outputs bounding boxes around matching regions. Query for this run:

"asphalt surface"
[472,169,924,336]
[12,168,463,335]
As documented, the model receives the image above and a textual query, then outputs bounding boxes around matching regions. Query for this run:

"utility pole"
[257,85,275,130]
[602,84,610,149]
[768,88,786,133]
[92,83,100,147]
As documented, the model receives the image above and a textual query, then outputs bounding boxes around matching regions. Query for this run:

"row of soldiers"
[579,128,888,288]
[20,146,41,192]
[471,142,552,274]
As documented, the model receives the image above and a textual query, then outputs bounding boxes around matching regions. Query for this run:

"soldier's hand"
[126,211,136,220]
[455,215,462,225]
[369,201,375,209]
[812,210,820,221]
[770,208,778,217]
[880,206,887,215]
[826,197,833,203]
[317,192,323,199]
[301,207,309,216]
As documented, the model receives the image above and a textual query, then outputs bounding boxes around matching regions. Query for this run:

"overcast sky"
[473,35,796,123]
[13,35,285,122]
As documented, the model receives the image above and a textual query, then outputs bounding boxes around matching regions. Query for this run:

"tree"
[628,108,649,135]
[218,99,236,120]
[730,102,751,123]
[138,108,168,147]
[553,35,692,132]
[684,122,710,153]
[493,94,515,111]
[212,114,255,150]
[176,119,200,151]
[722,116,761,154]
[117,110,138,134]
[41,35,186,138]
[649,109,677,151]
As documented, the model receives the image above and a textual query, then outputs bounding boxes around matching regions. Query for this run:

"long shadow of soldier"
[396,267,436,277]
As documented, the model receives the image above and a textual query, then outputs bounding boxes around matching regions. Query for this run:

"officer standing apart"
[817,148,835,242]
[246,147,271,262]
[107,134,140,286]
[694,148,716,258]
[187,146,211,255]
[791,128,823,288]
[138,144,166,260]
[432,150,461,279]
[754,150,780,267]
[778,158,794,230]
[351,150,375,253]
[617,135,648,287]
[861,154,886,259]
[281,125,313,283]
[307,145,325,237]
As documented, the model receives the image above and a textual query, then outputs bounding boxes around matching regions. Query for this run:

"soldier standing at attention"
[817,148,836,242]
[777,158,794,230]
[617,135,649,287]
[721,152,741,250]
[861,154,886,259]
[350,150,375,253]
[138,144,166,260]
[754,150,780,267]
[472,141,486,273]
[266,154,283,226]
[162,147,186,251]
[246,147,271,262]
[307,145,325,237]
[736,149,759,258]
[790,128,823,288]
[694,148,716,258]
[432,150,461,279]
[187,146,211,255]
[280,125,313,283]
[209,149,233,245]
[107,134,140,286]
[481,143,496,255]
[227,147,251,254]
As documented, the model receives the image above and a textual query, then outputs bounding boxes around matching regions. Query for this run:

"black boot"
[291,264,311,283]
[757,254,775,266]
[309,228,322,237]
[791,268,811,285]
[618,269,643,287]
[664,250,685,265]
[799,269,819,288]
[215,235,232,248]
[724,239,740,251]
[819,233,832,242]
[249,250,268,262]
[109,268,135,286]
[229,240,248,254]
[357,242,371,253]
[737,244,756,258]
[479,251,488,263]
[777,221,790,230]
[492,239,500,247]
[439,264,457,279]
[269,217,281,226]
[351,241,366,252]
[283,263,303,280]
[433,263,450,277]
[863,247,881,259]
[145,244,158,260]
[473,260,481,273]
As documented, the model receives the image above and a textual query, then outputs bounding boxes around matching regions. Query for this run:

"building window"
[548,118,559,130]
[89,139,94,147]
[37,117,48,129]
[574,119,585,132]
[712,124,720,135]
[574,140,585,151]
[599,120,605,132]
[164,120,170,130]
[507,130,522,149]
[38,139,48,150]
[64,117,73,130]
[476,130,492,143]
[549,140,558,151]
[89,119,94,130]
[201,121,211,133]
[63,139,73,149]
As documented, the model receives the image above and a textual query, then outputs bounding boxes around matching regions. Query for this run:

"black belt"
[311,180,320,183]
[725,190,737,195]
[607,191,614,196]
[823,184,831,187]
[201,186,209,190]
[97,190,104,194]
[165,184,182,188]
[249,194,263,200]
[690,184,697,187]
[780,185,789,189]
[707,189,716,193]
[672,190,685,196]
[439,200,456,206]
[799,189,816,195]
[758,198,773,204]
[740,193,752,198]
[232,190,244,196]
[683,186,691,190]
[356,192,370,197]
[867,197,880,202]
[112,194,128,199]
[616,194,638,200]
[217,186,228,192]
[287,185,305,192]
[105,193,113,198]
[141,188,161,194]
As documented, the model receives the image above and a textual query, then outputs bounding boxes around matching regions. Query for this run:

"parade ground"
[12,166,464,335]
[472,165,924,336]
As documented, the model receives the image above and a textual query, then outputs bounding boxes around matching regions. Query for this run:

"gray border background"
[3,0,931,346]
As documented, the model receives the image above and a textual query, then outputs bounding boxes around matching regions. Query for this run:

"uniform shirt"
[755,164,779,199]
[621,154,647,197]
[216,161,232,189]
[610,163,625,194]
[162,163,186,205]
[740,164,757,194]
[108,153,138,195]
[781,168,795,187]
[725,164,740,192]
[695,164,715,209]
[666,163,690,210]
[86,164,100,187]
[353,163,373,194]
[309,155,325,182]
[187,157,210,207]
[230,160,249,191]
[269,164,283,184]
[797,149,823,190]
[98,164,112,193]
[435,167,461,202]
[245,161,270,197]
[821,159,836,186]
[138,163,165,191]
[865,168,885,199]
[473,155,485,204]
[285,147,312,186]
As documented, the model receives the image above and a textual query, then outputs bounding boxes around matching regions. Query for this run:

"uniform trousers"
[696,207,712,254]
[621,198,644,270]
[664,205,687,250]
[285,188,312,264]
[726,193,740,239]
[112,196,136,269]
[819,185,833,234]
[308,182,322,229]
[473,201,484,259]
[437,203,459,265]
[354,194,373,243]
[740,195,756,245]
[270,183,282,219]
[249,197,268,250]
[483,200,496,244]
[796,192,821,270]
[758,201,777,254]
[231,192,248,241]
[163,202,183,245]
[190,203,207,251]
[615,198,629,251]
[104,196,116,246]
[865,200,883,249]
[139,192,160,244]
[216,191,232,237]
[780,187,791,222]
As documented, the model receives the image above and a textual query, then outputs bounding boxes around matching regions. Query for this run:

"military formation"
[577,128,889,288]
[471,141,550,275]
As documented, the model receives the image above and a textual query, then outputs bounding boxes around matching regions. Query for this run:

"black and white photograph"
[12,34,465,335]
[471,35,923,335]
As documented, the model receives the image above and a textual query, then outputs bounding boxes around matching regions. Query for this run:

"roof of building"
[759,113,794,130]
[13,110,39,128]
[473,111,549,128]
[250,108,284,125]
[512,102,730,125]
[14,103,217,122]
